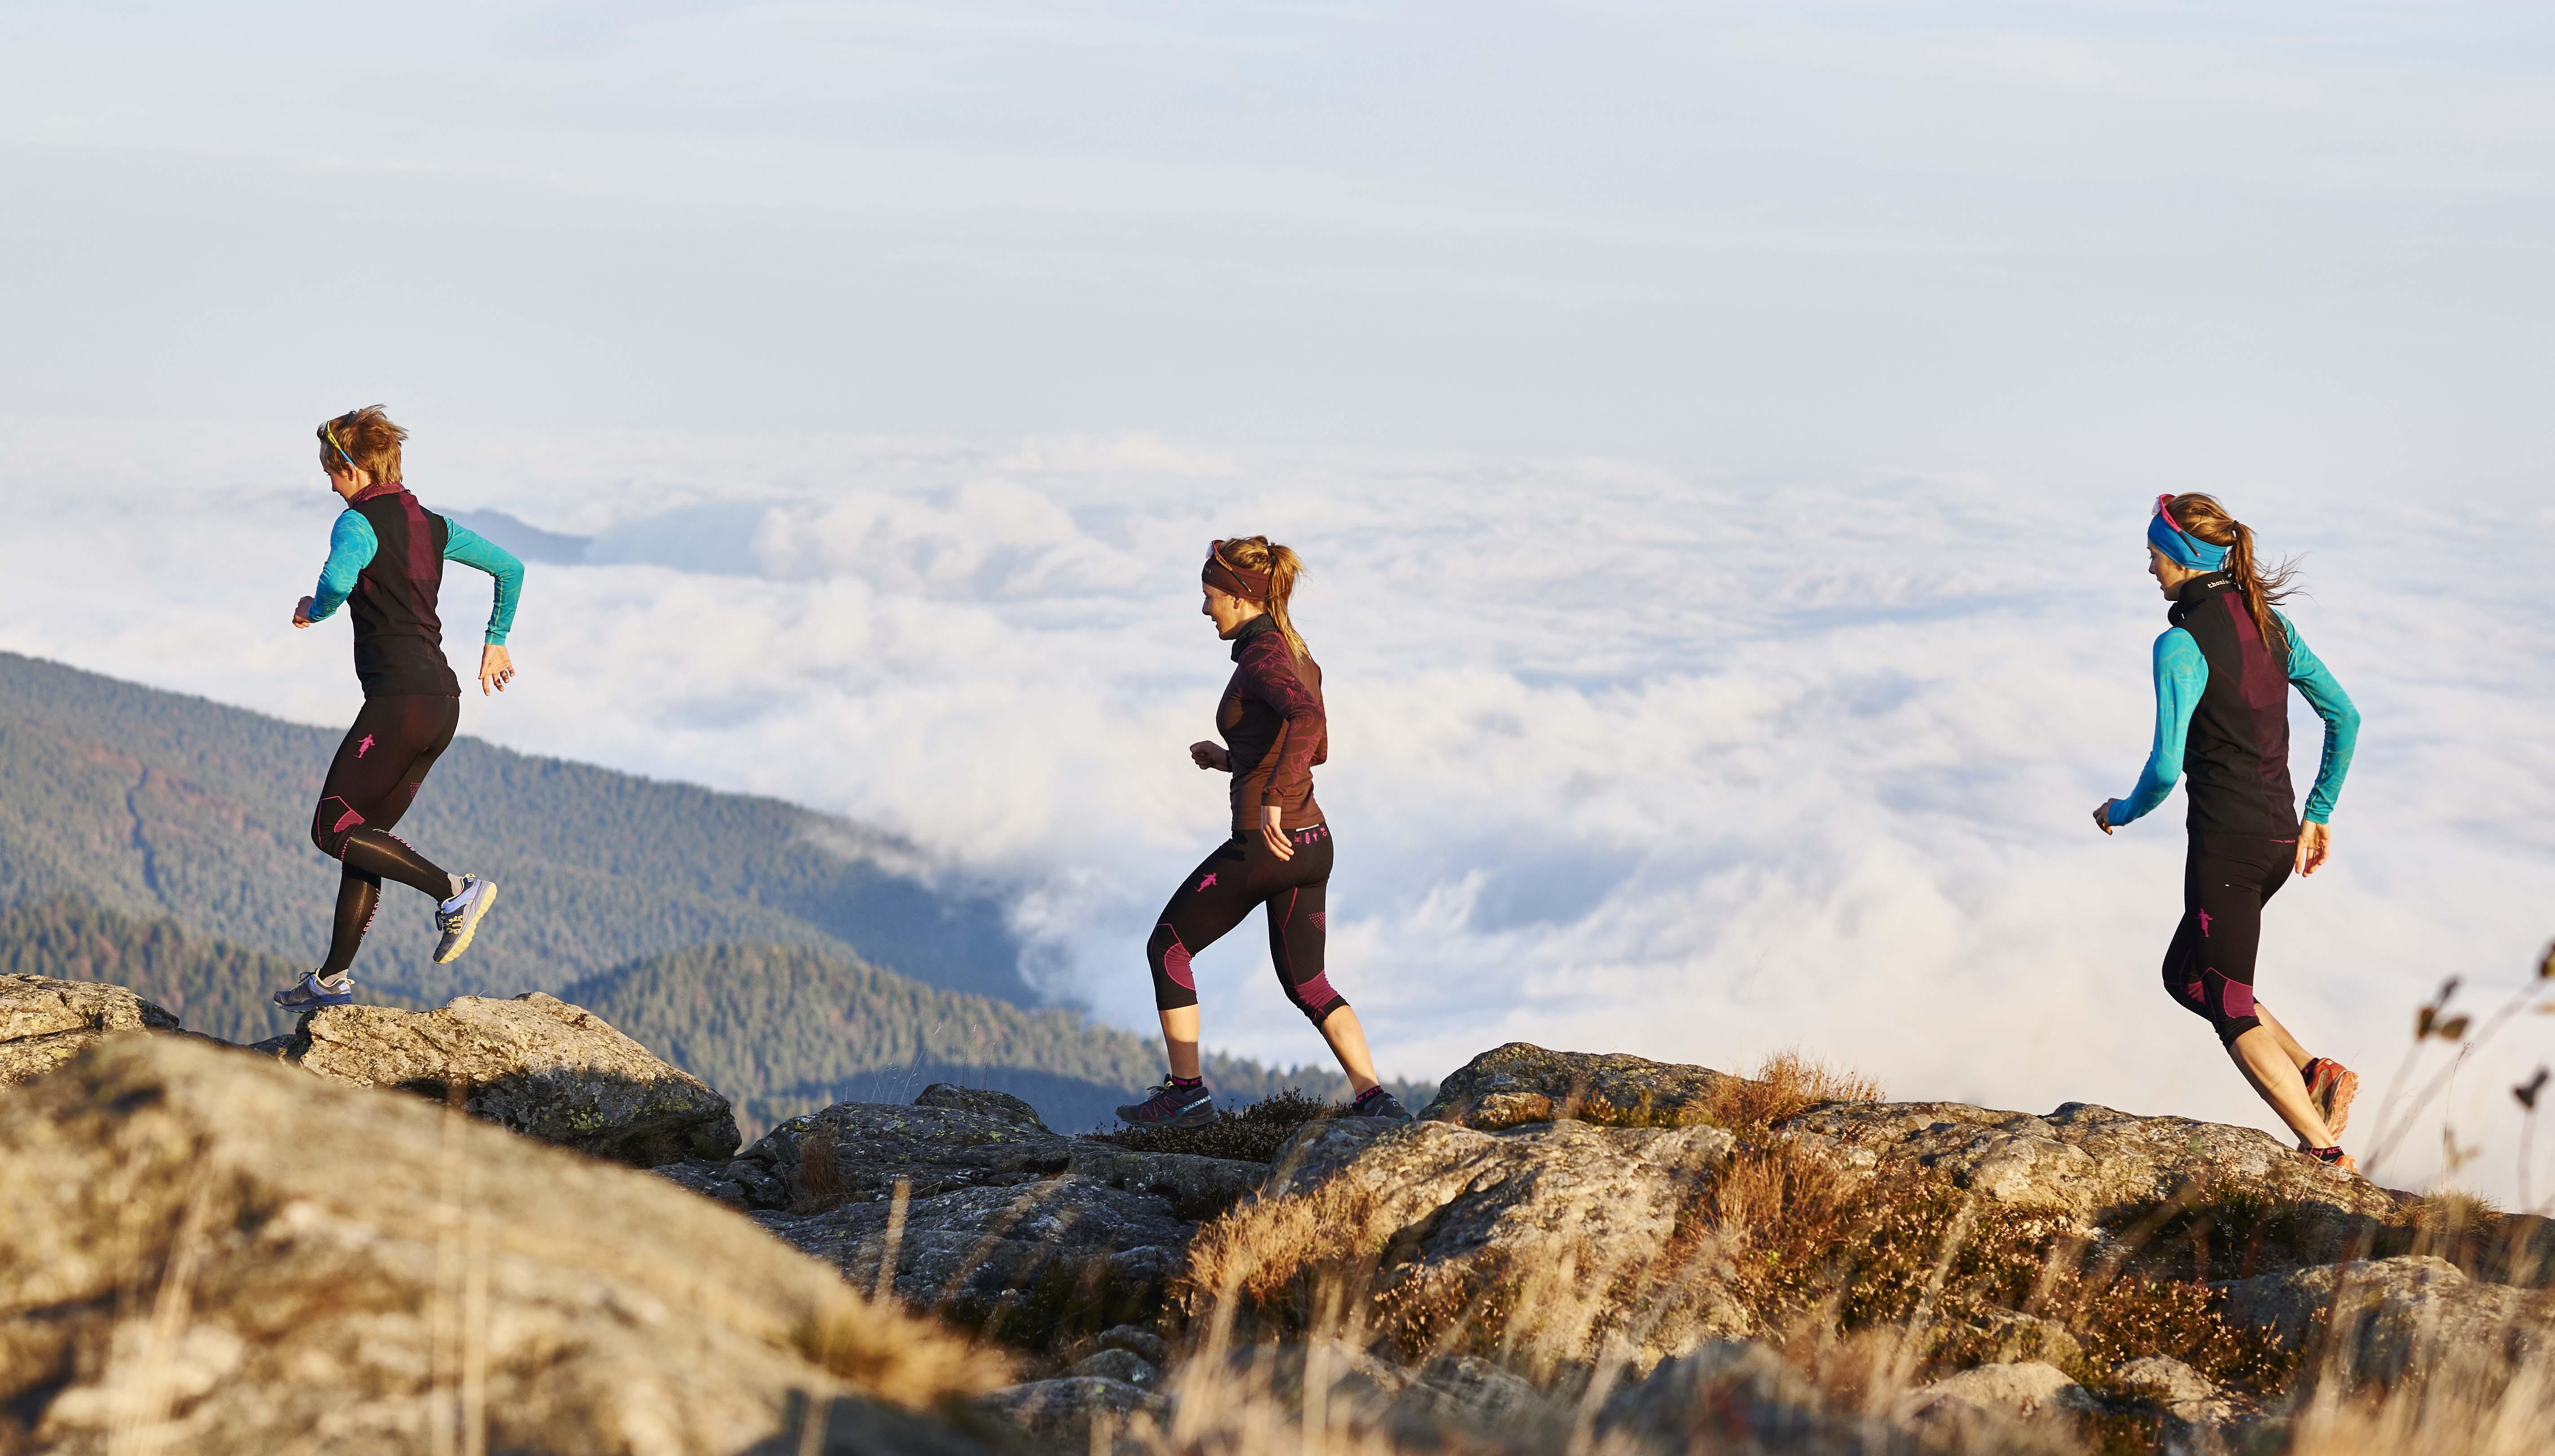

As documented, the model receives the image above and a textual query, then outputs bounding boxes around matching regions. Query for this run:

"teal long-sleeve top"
[307,514,524,643]
[2107,612,2359,828]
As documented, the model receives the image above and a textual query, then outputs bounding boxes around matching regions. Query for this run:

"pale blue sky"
[5,2,2551,492]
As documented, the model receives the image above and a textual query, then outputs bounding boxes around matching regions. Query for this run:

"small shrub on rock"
[1090,1089,1343,1163]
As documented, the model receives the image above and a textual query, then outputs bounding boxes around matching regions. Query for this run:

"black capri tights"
[2162,833,2294,1046]
[309,694,461,974]
[1147,824,1344,1026]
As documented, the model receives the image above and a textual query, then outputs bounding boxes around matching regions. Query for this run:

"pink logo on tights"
[2196,909,2212,937]
[356,735,376,758]
[1197,873,1218,892]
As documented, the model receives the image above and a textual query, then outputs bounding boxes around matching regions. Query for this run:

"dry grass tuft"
[788,1134,848,1214]
[790,1294,1012,1408]
[1700,1049,1884,1135]
[1091,1091,1345,1164]
[1178,1177,1390,1318]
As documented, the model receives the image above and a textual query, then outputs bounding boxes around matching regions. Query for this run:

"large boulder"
[689,1092,1262,1345]
[1778,1097,2401,1247]
[0,1034,1006,1456]
[1420,1042,1742,1131]
[265,992,739,1167]
[764,1173,1201,1338]
[0,974,180,1086]
[713,1090,1076,1210]
[2218,1255,2555,1388]
[1234,1115,1743,1366]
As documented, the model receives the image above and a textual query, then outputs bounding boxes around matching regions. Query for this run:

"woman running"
[273,406,523,1010]
[1116,537,1408,1127]
[2093,494,2362,1170]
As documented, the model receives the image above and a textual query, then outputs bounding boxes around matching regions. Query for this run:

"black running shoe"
[1349,1088,1413,1122]
[1117,1078,1215,1128]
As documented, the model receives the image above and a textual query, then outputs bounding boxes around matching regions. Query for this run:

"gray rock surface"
[915,1083,1052,1129]
[1263,1115,1744,1364]
[1780,1097,2400,1245]
[0,1034,1005,1456]
[1897,1359,2089,1431]
[762,1173,1196,1334]
[1421,1042,1743,1130]
[1386,1354,1566,1441]
[0,974,181,1086]
[2218,1255,2555,1387]
[1597,1342,1877,1455]
[1096,1325,1170,1366]
[974,1376,1167,1448]
[269,991,740,1167]
[1069,1348,1161,1388]
[732,1098,1078,1211]
[2112,1356,2241,1422]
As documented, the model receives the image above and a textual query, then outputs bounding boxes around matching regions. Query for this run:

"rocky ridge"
[8,980,2555,1456]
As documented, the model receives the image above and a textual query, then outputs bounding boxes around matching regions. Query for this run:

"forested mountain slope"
[0,652,1027,1005]
[0,898,1426,1135]
[0,897,425,1041]
[560,943,1429,1136]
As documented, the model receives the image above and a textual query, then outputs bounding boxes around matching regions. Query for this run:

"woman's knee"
[310,798,364,858]
[1148,922,1198,1011]
[1280,968,1345,1026]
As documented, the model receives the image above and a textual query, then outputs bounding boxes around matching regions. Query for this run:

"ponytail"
[2165,493,2299,659]
[1213,535,1309,660]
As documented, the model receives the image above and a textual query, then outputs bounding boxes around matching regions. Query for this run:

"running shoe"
[1117,1078,1215,1129]
[2303,1057,2360,1139]
[273,972,354,1010]
[1348,1088,1413,1123]
[432,876,499,965]
[2301,1144,2361,1176]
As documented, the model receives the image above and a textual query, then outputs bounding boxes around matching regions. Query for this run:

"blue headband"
[2147,496,2227,571]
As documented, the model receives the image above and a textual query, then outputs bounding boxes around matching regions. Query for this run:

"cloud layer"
[5,423,2550,1197]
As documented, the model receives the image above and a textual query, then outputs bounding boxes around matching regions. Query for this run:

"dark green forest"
[0,655,1430,1133]
[0,897,426,1041]
[561,943,1422,1135]
[0,898,1421,1135]
[0,651,1025,1003]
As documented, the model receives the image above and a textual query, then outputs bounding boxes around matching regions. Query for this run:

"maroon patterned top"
[1218,615,1327,835]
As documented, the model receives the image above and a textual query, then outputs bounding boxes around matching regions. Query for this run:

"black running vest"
[2168,572,2298,839]
[345,485,461,698]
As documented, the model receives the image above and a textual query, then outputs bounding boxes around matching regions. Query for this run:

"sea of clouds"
[4,422,2550,1197]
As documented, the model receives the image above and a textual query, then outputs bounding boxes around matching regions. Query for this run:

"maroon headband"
[1202,540,1271,601]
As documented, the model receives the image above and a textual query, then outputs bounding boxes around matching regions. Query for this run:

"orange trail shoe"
[2303,1144,2360,1176]
[2303,1057,2360,1138]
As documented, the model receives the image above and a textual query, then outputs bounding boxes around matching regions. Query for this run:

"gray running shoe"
[1117,1078,1215,1128]
[274,972,354,1010]
[432,876,500,965]
[1348,1089,1413,1122]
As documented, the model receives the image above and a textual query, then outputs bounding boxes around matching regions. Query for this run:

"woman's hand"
[1190,741,1230,772]
[479,644,515,696]
[2295,821,2331,876]
[1262,805,1294,861]
[2091,800,2118,836]
[291,596,315,628]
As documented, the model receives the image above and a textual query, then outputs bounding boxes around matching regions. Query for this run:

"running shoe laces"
[432,876,500,965]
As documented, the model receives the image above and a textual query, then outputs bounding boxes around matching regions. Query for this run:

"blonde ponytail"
[2165,493,2299,659]
[1213,535,1309,660]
